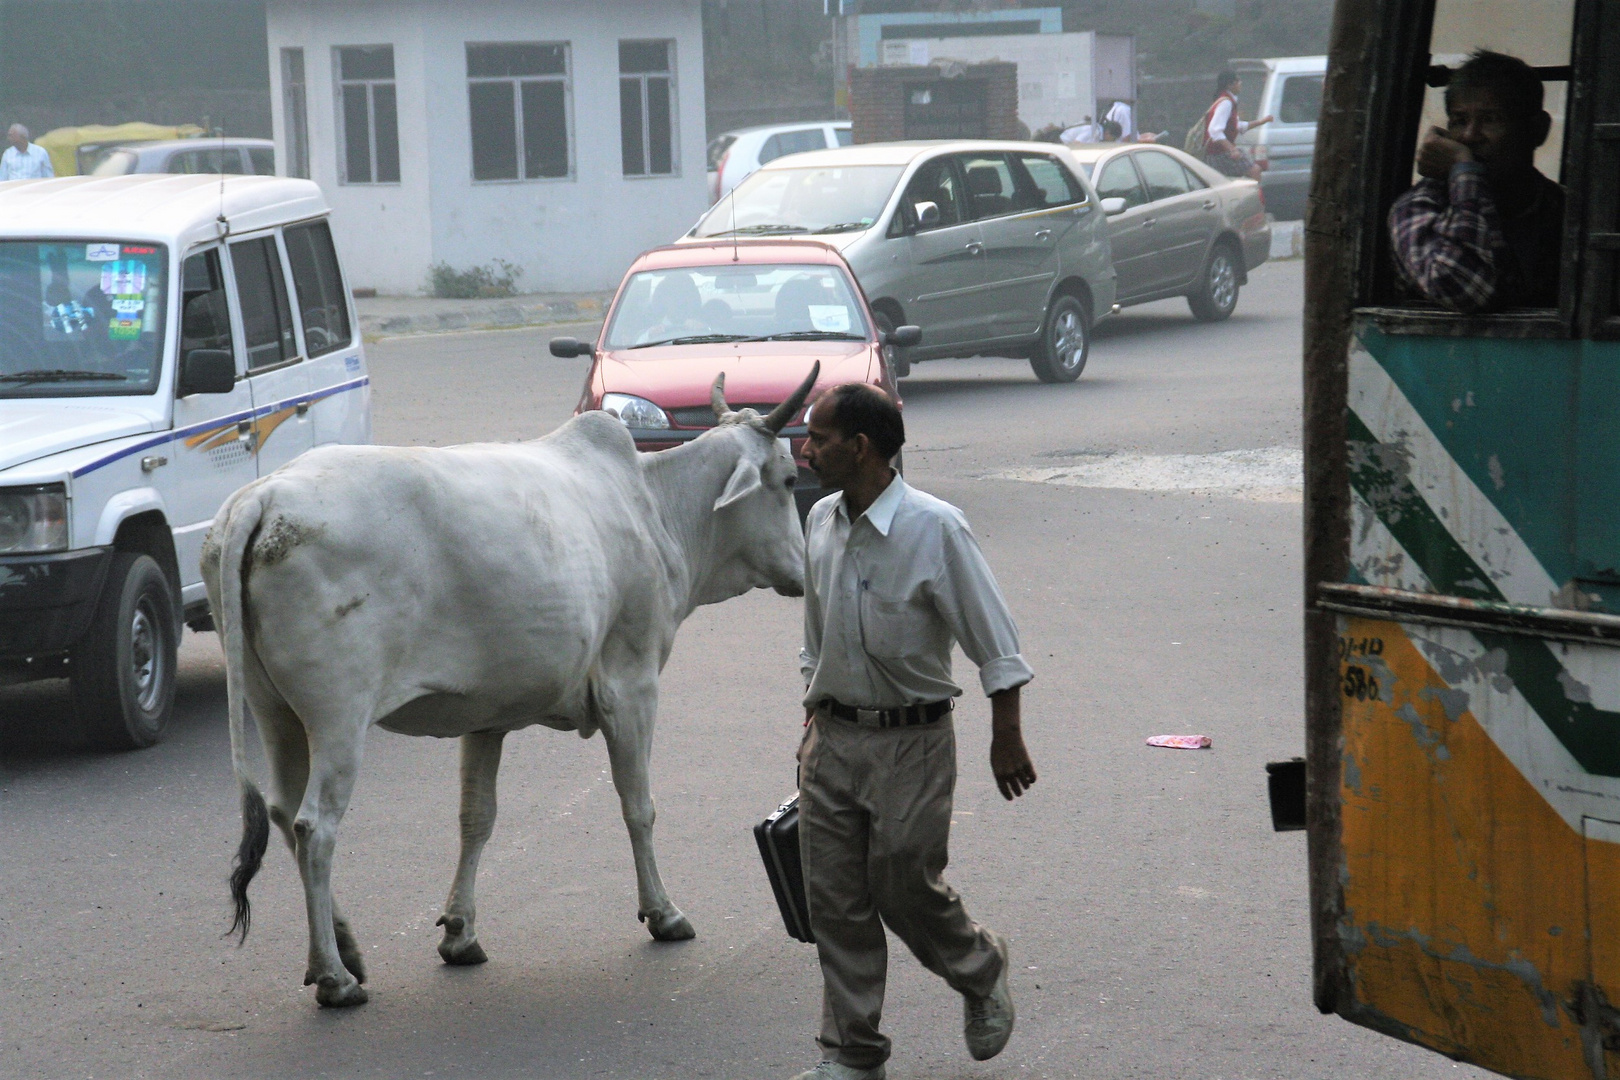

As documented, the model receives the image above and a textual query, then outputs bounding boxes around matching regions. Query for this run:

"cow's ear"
[714,457,762,510]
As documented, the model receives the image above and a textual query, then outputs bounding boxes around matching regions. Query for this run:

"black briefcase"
[754,792,815,944]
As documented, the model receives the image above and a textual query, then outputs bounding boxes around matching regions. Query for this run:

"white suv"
[707,121,853,204]
[0,175,371,748]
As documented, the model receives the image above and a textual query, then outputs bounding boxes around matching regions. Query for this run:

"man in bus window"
[1388,50,1563,313]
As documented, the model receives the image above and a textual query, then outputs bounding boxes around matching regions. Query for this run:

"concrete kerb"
[356,291,615,340]
[1269,219,1304,261]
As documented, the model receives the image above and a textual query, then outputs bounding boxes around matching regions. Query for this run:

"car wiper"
[812,221,872,234]
[705,224,810,236]
[0,369,128,383]
[748,331,867,342]
[628,333,752,349]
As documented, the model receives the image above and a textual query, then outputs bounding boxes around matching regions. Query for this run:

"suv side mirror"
[177,348,236,396]
[1100,197,1128,215]
[549,337,593,358]
[884,324,922,347]
[912,201,940,230]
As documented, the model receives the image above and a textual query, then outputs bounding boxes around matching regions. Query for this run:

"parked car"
[683,141,1116,383]
[1063,142,1270,322]
[1231,55,1327,221]
[89,138,276,178]
[708,121,853,204]
[0,174,370,749]
[551,239,905,518]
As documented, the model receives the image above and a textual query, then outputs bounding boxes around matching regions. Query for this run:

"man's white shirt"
[800,476,1034,709]
[0,143,55,181]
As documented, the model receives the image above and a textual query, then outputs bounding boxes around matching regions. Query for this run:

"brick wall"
[849,61,1021,144]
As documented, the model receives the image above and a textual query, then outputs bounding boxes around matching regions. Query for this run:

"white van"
[0,175,370,748]
[1231,55,1327,221]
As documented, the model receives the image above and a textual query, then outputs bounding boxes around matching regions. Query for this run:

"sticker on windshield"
[100,260,147,295]
[110,296,144,315]
[109,316,142,341]
[85,243,120,262]
[807,305,851,333]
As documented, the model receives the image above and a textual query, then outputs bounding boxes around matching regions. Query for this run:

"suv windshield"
[690,164,905,237]
[604,264,870,350]
[0,241,169,397]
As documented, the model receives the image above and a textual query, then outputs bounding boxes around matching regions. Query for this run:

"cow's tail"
[220,489,270,945]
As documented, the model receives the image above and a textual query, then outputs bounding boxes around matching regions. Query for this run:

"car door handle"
[1201,200,1217,210]
[1142,218,1157,228]
[1034,228,1052,240]
[965,241,983,255]
[296,399,311,417]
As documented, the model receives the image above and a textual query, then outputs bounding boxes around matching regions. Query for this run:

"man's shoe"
[788,1061,886,1080]
[963,932,1015,1061]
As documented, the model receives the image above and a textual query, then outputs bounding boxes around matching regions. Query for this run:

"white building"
[265,0,707,295]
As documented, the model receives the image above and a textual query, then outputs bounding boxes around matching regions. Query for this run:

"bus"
[1301,0,1620,1076]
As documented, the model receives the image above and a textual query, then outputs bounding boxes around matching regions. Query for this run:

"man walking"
[792,383,1037,1080]
[1,125,54,181]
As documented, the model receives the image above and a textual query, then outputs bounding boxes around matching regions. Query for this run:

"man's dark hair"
[1101,119,1123,140]
[1446,50,1544,118]
[818,383,904,460]
[1215,70,1240,97]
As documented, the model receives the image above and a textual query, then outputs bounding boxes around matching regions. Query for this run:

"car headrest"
[966,165,1003,196]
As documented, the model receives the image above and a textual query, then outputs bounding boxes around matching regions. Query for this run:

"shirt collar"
[836,473,906,536]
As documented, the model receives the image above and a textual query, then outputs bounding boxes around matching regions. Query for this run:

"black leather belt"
[819,698,953,729]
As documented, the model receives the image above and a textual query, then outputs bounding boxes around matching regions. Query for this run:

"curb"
[358,293,611,339]
[1269,219,1304,261]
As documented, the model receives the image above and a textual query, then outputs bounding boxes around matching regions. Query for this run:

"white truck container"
[0,174,370,748]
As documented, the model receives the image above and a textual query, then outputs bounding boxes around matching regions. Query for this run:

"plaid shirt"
[1388,163,1503,313]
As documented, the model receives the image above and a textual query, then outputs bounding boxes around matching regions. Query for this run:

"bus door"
[1301,0,1620,1076]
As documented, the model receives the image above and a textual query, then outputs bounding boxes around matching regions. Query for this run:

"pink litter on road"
[1146,735,1212,749]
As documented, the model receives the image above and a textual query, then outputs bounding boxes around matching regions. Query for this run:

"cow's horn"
[764,361,820,434]
[711,372,731,421]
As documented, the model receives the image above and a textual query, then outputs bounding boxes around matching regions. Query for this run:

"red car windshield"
[604,263,870,350]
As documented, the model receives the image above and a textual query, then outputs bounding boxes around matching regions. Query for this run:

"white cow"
[201,365,818,1007]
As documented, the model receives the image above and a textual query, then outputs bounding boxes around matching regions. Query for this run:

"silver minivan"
[1231,56,1327,221]
[682,141,1116,383]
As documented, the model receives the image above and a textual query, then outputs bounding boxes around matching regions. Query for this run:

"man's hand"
[989,688,1036,801]
[1417,125,1473,179]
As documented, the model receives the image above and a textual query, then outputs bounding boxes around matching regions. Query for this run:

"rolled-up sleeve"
[933,524,1034,696]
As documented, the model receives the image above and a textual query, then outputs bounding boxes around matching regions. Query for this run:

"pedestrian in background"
[789,383,1038,1080]
[1196,71,1273,180]
[1,125,54,181]
[1105,98,1137,140]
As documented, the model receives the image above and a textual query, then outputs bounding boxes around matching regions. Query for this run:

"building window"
[336,45,400,184]
[466,43,571,181]
[281,48,309,178]
[619,40,675,177]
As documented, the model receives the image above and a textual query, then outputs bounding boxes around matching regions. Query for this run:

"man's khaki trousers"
[797,711,1004,1069]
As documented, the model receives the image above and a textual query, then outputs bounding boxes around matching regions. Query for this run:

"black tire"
[1188,242,1241,322]
[71,552,178,750]
[872,308,910,378]
[1028,293,1091,383]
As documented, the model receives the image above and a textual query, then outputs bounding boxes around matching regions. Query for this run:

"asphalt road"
[0,260,1490,1080]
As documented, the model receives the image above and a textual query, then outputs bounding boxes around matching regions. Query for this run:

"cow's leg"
[600,686,694,941]
[436,729,505,965]
[292,720,369,1007]
[250,675,366,984]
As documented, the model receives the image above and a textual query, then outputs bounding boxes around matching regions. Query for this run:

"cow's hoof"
[335,920,367,984]
[643,906,696,942]
[435,914,489,965]
[314,971,368,1008]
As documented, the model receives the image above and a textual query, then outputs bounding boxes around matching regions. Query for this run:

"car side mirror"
[884,324,922,347]
[912,201,940,230]
[1100,197,1128,215]
[177,348,236,396]
[549,337,593,358]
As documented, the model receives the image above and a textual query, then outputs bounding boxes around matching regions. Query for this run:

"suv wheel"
[1029,293,1091,383]
[872,309,911,378]
[1188,242,1241,322]
[71,552,178,750]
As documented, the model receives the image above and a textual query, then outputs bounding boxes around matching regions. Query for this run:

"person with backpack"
[1187,70,1273,179]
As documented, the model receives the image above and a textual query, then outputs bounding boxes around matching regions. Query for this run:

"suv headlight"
[0,484,69,554]
[601,393,670,430]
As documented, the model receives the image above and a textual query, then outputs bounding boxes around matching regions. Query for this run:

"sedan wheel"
[1188,243,1241,322]
[1029,294,1090,383]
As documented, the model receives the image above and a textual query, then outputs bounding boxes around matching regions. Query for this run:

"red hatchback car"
[553,240,912,516]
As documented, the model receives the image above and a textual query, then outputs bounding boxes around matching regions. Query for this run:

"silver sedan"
[1063,143,1270,322]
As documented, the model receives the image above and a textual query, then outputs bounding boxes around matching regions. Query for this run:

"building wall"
[848,62,1019,144]
[267,0,707,295]
[885,32,1098,134]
